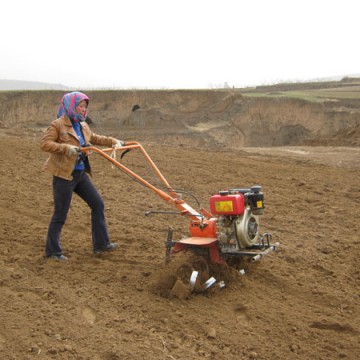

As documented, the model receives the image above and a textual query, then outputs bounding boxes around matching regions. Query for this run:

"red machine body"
[189,217,217,238]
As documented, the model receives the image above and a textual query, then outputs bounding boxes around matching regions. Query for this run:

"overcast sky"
[1,0,359,89]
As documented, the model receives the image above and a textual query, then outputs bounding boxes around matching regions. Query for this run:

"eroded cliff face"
[1,89,359,147]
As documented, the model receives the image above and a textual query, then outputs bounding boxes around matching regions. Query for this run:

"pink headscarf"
[57,92,89,122]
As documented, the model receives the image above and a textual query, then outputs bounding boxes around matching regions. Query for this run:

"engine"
[210,186,265,252]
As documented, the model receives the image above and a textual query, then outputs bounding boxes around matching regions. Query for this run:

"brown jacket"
[40,115,117,180]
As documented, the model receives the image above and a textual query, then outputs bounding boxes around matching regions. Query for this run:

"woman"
[40,91,124,260]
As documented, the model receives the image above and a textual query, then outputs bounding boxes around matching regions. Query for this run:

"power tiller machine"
[81,142,278,264]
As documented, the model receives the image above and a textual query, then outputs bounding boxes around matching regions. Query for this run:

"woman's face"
[75,100,88,117]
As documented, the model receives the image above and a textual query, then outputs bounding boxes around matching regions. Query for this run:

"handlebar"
[79,142,208,221]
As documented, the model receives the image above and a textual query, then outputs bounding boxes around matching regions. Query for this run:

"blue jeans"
[45,171,110,256]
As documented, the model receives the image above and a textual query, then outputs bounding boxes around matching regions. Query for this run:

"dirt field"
[1,127,359,359]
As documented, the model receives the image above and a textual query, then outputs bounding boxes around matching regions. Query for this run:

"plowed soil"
[0,131,359,360]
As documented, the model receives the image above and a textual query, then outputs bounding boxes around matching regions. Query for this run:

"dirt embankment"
[1,89,360,147]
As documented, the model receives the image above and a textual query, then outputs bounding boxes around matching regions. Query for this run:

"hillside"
[0,79,70,91]
[1,81,360,147]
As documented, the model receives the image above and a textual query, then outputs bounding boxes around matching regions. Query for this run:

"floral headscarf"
[57,91,89,122]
